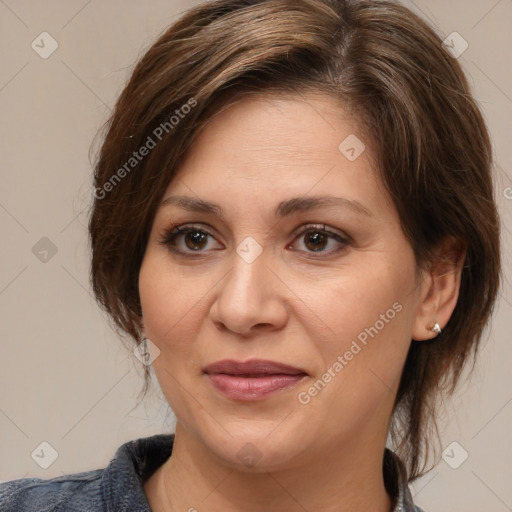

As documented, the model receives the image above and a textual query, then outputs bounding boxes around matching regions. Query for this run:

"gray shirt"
[0,434,424,511]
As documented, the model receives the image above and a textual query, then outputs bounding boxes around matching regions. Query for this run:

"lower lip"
[206,373,306,401]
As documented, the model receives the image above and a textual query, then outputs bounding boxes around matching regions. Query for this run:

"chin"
[196,420,310,473]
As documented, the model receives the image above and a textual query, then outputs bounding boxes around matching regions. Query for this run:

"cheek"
[295,287,413,447]
[306,260,415,401]
[138,251,222,402]
[138,255,208,420]
[139,253,204,342]
[307,262,411,350]
[138,264,174,340]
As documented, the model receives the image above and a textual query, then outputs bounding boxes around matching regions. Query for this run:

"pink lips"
[203,359,308,401]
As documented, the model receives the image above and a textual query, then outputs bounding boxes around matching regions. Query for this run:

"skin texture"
[139,92,463,512]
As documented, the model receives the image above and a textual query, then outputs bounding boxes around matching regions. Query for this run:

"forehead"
[194,91,362,149]
[160,91,388,217]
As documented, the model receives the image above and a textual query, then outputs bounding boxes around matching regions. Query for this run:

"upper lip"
[203,359,308,376]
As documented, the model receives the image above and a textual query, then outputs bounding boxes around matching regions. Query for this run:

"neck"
[146,423,393,512]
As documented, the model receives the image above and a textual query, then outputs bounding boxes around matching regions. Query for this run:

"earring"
[432,322,442,336]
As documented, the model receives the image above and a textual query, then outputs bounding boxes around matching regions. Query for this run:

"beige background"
[0,0,511,510]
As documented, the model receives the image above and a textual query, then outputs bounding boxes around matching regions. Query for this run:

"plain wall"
[0,1,511,510]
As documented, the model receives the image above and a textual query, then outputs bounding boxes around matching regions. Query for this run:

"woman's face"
[139,92,429,471]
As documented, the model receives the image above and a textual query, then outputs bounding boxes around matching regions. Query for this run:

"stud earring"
[432,322,442,336]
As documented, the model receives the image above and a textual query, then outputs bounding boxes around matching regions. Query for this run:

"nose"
[209,249,289,336]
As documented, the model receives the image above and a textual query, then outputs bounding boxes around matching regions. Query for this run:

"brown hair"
[89,0,501,480]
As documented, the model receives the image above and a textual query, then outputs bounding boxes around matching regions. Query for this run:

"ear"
[412,237,466,341]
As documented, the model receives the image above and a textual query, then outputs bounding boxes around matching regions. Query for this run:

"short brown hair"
[89,0,501,480]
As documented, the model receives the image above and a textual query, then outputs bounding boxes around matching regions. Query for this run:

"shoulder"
[0,469,104,512]
[0,433,174,512]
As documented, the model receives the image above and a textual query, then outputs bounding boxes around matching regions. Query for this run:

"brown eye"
[184,231,208,250]
[303,231,329,252]
[159,224,222,255]
[289,225,349,256]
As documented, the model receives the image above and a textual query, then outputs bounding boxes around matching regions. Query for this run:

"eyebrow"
[159,194,372,218]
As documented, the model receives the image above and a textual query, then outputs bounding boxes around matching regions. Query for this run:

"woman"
[0,0,501,511]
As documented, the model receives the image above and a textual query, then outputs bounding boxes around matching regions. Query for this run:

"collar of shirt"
[104,434,423,511]
[0,434,424,512]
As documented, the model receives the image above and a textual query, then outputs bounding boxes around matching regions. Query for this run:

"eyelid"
[158,223,221,250]
[291,223,351,243]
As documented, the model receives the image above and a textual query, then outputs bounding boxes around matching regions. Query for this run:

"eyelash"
[157,223,351,258]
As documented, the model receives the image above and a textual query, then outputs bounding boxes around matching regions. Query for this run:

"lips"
[203,359,308,401]
[203,359,307,376]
